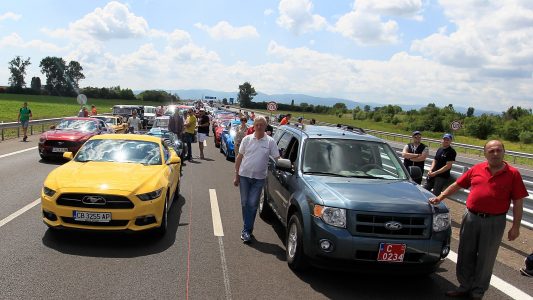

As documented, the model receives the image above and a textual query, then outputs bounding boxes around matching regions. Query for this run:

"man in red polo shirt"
[429,140,528,299]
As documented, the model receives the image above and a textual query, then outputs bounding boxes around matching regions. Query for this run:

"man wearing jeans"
[234,116,280,243]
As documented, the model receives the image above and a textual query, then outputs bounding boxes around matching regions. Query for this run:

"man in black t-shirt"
[197,109,210,159]
[402,131,429,184]
[424,133,457,195]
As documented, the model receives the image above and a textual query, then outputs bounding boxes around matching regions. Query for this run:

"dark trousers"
[423,176,449,196]
[184,133,193,159]
[456,211,506,297]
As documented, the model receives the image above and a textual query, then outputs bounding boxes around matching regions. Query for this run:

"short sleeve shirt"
[432,146,456,178]
[198,115,210,134]
[456,161,529,214]
[19,107,31,121]
[185,115,197,134]
[238,134,280,179]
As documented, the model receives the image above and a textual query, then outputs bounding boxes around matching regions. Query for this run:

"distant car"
[38,117,107,160]
[220,120,243,160]
[146,127,187,160]
[40,134,181,236]
[214,120,231,148]
[91,115,127,133]
[144,105,156,128]
[152,116,170,129]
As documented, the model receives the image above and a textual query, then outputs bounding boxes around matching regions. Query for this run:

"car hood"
[304,175,441,214]
[48,162,163,192]
[42,130,95,141]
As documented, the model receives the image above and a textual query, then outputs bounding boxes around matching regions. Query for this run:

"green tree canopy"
[8,56,31,89]
[237,82,257,108]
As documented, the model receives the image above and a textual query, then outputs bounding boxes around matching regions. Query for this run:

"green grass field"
[0,93,161,122]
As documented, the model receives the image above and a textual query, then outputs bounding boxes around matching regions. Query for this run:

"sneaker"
[22,136,27,142]
[520,267,533,277]
[242,232,251,243]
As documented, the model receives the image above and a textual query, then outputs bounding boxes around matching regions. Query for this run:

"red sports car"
[214,120,231,148]
[38,117,106,160]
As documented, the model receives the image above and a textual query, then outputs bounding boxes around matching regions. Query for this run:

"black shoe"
[445,290,469,298]
[22,136,27,142]
[520,267,533,277]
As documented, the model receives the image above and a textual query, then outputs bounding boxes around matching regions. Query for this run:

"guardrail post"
[17,127,20,138]
[30,125,33,135]
[1,128,3,141]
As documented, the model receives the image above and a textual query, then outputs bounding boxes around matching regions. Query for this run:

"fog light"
[441,245,450,258]
[42,210,57,221]
[135,215,156,226]
[319,239,333,252]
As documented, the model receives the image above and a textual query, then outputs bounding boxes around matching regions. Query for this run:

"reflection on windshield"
[75,139,162,165]
[56,120,98,132]
[302,139,407,180]
[154,119,169,128]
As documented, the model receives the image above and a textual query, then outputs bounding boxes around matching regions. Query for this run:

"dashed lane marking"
[0,198,41,228]
[209,189,224,236]
[0,147,38,159]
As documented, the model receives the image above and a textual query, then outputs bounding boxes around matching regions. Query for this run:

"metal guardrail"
[0,118,65,140]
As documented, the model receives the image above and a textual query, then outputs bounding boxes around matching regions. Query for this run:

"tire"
[259,186,274,221]
[286,213,309,271]
[226,147,232,161]
[220,140,224,153]
[156,194,168,237]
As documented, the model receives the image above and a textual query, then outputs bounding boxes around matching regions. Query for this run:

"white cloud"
[264,9,274,16]
[357,0,424,19]
[0,33,64,52]
[0,12,21,21]
[277,0,327,35]
[335,10,399,45]
[43,1,149,41]
[195,21,259,40]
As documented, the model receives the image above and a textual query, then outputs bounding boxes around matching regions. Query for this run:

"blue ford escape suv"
[260,124,451,273]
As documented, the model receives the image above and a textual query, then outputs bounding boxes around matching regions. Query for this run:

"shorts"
[20,120,29,128]
[198,133,207,143]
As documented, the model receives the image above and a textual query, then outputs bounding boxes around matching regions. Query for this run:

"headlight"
[313,205,346,228]
[43,186,56,197]
[39,136,46,143]
[137,188,163,201]
[433,213,450,232]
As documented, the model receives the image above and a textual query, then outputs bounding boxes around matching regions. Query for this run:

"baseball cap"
[199,108,205,111]
[412,130,421,136]
[443,133,453,140]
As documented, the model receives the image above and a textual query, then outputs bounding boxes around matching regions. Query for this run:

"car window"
[272,127,285,142]
[302,139,407,179]
[162,144,170,162]
[276,132,292,158]
[283,137,299,165]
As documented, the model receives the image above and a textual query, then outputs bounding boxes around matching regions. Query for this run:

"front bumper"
[304,216,451,272]
[38,143,82,159]
[41,188,165,232]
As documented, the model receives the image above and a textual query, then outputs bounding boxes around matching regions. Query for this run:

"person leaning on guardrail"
[17,102,32,142]
[429,140,529,299]
[402,130,429,185]
[423,133,456,195]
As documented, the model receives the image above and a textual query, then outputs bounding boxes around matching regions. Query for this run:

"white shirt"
[128,117,142,129]
[239,134,280,179]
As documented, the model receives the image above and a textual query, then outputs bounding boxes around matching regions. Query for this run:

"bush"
[519,131,533,144]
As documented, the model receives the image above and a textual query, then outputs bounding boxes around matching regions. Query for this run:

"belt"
[468,209,506,218]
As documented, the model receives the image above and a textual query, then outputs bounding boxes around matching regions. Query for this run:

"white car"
[144,105,156,128]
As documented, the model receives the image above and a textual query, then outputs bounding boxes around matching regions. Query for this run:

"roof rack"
[336,124,365,134]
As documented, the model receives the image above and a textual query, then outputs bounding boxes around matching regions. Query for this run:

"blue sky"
[1,0,532,111]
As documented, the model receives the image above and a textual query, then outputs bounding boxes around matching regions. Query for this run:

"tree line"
[237,81,532,144]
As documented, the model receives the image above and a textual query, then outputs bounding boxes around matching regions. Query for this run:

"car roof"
[280,124,384,143]
[92,134,162,143]
[63,117,99,121]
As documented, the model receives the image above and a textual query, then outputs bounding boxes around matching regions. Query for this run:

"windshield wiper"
[303,171,348,177]
[76,159,94,163]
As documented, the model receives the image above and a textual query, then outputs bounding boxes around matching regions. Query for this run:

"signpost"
[267,101,277,119]
[450,120,462,131]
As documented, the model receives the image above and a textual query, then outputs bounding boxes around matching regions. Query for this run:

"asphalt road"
[0,136,531,300]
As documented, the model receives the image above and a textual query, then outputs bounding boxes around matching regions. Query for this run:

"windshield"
[302,139,407,180]
[145,107,156,114]
[94,117,117,125]
[74,139,162,165]
[153,118,170,128]
[56,119,99,132]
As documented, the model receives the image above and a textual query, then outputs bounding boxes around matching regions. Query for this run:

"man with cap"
[402,131,429,184]
[197,108,210,159]
[424,133,456,195]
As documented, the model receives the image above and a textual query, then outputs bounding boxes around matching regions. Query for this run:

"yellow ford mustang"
[41,134,181,236]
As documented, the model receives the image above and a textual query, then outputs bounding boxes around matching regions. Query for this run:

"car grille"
[61,217,129,227]
[44,140,80,148]
[349,212,430,239]
[56,193,134,209]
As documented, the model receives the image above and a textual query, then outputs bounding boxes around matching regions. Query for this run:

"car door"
[162,144,179,204]
[267,131,293,217]
[277,137,300,221]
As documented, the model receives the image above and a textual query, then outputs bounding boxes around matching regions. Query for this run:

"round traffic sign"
[77,94,87,105]
[267,101,277,111]
[450,120,462,131]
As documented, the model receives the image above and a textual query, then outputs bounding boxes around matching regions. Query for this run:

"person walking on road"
[127,110,142,134]
[279,113,291,125]
[234,117,249,156]
[18,102,32,142]
[233,116,280,243]
[197,108,210,159]
[184,109,197,161]
[424,133,456,195]
[429,140,528,299]
[402,131,429,184]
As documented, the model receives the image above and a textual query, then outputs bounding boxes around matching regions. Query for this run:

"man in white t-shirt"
[234,116,280,243]
[127,110,142,134]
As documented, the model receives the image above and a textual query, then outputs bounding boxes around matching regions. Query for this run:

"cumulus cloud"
[43,1,149,41]
[277,0,327,35]
[0,12,21,21]
[0,33,64,52]
[335,10,399,45]
[411,1,533,80]
[195,21,259,40]
[356,0,424,19]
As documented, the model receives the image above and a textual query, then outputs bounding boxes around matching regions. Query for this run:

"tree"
[464,114,496,139]
[237,82,257,108]
[65,61,85,91]
[30,77,41,90]
[8,56,31,88]
[466,107,475,117]
[40,56,68,95]
[363,105,371,112]
[333,102,347,111]
[291,99,295,106]
[222,98,228,105]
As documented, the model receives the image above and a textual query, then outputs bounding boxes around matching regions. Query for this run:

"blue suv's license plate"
[377,243,406,262]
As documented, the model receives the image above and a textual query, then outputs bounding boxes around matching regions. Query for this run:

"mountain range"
[134,89,497,116]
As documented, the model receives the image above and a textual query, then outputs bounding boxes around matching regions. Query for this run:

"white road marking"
[447,251,532,300]
[218,237,233,300]
[0,146,38,159]
[209,189,224,236]
[0,198,41,228]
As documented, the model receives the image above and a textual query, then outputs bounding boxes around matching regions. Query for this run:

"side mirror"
[276,158,293,173]
[63,152,73,160]
[409,166,422,181]
[168,154,181,165]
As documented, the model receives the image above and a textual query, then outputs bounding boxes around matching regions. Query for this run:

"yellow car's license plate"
[73,211,111,222]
